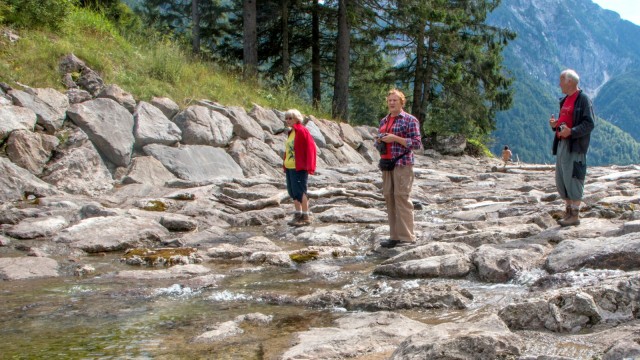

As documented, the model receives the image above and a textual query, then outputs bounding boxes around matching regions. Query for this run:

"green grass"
[0,6,324,117]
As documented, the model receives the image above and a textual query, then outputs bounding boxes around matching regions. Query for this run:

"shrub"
[2,0,77,30]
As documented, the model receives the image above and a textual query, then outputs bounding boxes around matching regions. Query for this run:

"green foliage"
[0,6,318,117]
[593,70,640,141]
[466,138,493,158]
[589,117,640,166]
[145,38,185,84]
[0,1,11,23]
[2,0,76,30]
[379,0,515,139]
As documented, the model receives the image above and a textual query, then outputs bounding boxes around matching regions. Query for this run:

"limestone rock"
[248,103,285,134]
[143,143,244,182]
[0,104,37,142]
[8,88,67,133]
[0,157,62,202]
[97,84,136,113]
[150,96,180,120]
[390,314,522,359]
[6,130,59,175]
[67,98,135,167]
[133,101,181,147]
[54,215,170,253]
[0,257,59,280]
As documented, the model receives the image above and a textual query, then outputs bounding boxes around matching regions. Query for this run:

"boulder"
[0,157,62,202]
[97,84,136,113]
[0,257,59,280]
[41,141,114,196]
[8,88,68,133]
[281,311,429,360]
[67,98,135,167]
[150,96,180,120]
[390,315,522,359]
[133,101,182,147]
[144,143,244,182]
[54,215,170,253]
[0,105,37,142]
[172,105,233,146]
[248,103,285,134]
[6,130,59,175]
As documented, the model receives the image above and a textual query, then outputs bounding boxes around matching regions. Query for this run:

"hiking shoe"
[287,213,303,226]
[292,213,311,227]
[559,207,580,227]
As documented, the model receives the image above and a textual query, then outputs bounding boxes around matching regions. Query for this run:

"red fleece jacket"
[286,123,317,175]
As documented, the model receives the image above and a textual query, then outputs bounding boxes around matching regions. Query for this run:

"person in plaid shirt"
[376,89,422,248]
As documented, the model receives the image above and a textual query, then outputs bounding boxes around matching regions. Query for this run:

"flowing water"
[0,226,619,359]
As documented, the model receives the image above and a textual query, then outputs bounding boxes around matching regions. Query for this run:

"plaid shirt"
[378,111,422,166]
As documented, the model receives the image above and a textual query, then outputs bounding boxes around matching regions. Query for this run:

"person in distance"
[375,89,422,248]
[502,145,513,165]
[548,69,595,227]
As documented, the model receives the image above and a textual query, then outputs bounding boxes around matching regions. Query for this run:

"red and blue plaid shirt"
[378,111,422,166]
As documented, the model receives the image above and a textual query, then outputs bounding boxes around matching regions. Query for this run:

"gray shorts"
[555,140,587,201]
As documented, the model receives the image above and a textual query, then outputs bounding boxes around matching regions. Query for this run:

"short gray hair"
[561,69,580,84]
[284,109,303,123]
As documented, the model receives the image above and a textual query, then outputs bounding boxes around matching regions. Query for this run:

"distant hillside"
[594,70,640,140]
[489,0,640,166]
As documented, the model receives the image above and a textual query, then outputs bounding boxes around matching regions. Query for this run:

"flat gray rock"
[0,257,59,280]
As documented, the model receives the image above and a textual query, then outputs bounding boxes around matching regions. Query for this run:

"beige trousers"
[382,165,416,242]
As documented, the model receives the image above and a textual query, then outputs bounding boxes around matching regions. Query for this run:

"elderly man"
[549,69,595,226]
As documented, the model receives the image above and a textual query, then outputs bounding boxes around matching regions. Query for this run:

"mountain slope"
[489,0,640,165]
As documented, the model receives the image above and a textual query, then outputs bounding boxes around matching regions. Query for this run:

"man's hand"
[549,115,558,128]
[380,133,396,143]
[558,126,571,138]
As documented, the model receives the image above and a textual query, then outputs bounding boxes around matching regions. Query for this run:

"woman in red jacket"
[283,109,317,227]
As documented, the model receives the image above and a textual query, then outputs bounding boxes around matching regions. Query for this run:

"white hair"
[284,109,303,123]
[561,69,580,84]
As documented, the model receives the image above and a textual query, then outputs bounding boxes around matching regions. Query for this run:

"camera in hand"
[559,123,566,131]
[376,134,387,154]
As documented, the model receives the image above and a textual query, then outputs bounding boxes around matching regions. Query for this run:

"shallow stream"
[0,226,618,359]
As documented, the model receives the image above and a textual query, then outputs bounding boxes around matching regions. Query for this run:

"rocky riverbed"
[1,54,640,359]
[2,152,639,359]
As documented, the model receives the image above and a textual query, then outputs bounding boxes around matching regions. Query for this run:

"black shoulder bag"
[378,150,410,172]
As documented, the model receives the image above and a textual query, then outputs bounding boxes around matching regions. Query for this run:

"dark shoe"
[380,239,399,248]
[559,207,580,227]
[287,213,302,226]
[380,239,407,248]
[292,214,311,227]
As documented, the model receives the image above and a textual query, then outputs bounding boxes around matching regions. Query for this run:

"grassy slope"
[0,7,324,117]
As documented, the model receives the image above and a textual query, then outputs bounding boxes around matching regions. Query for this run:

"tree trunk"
[191,0,200,55]
[311,0,321,109]
[243,0,258,79]
[412,27,425,121]
[419,38,435,132]
[332,0,350,121]
[281,0,290,77]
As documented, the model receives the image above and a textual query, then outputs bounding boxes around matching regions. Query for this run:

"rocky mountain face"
[489,0,640,165]
[2,54,640,358]
[491,0,640,96]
